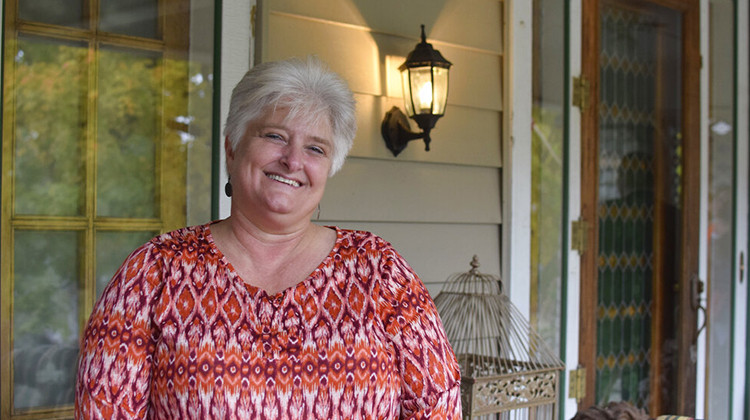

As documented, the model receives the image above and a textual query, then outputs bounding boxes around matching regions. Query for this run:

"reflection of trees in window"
[531,104,564,352]
[13,231,80,410]
[97,48,160,218]
[2,0,213,417]
[15,38,87,216]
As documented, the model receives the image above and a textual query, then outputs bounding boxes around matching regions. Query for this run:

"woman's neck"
[211,216,334,294]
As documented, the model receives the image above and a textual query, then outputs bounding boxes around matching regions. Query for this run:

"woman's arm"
[75,243,163,419]
[377,247,463,419]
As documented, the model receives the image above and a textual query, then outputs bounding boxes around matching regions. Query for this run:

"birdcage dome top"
[434,256,564,380]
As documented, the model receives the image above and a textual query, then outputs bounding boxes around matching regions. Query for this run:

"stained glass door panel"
[580,0,701,415]
[596,1,683,410]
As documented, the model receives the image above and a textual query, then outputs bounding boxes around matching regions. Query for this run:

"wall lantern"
[382,25,452,156]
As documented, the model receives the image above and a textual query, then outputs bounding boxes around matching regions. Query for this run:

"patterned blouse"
[75,223,462,419]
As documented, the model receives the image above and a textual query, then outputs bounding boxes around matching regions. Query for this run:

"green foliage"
[96,48,160,218]
[14,37,87,216]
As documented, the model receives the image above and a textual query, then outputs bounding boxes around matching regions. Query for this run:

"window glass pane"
[13,230,80,410]
[96,230,156,298]
[96,47,159,218]
[531,0,565,353]
[19,0,85,28]
[180,0,215,225]
[185,60,214,225]
[706,0,735,418]
[14,36,87,216]
[99,0,158,39]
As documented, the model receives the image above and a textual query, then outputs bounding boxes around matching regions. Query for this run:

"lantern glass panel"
[400,68,415,116]
[431,66,450,115]
[404,66,434,115]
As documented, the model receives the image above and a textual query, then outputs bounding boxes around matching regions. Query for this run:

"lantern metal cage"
[433,256,565,420]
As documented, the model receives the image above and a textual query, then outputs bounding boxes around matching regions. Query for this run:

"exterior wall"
[251,0,505,295]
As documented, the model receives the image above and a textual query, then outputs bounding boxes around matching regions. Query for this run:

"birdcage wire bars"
[433,256,565,419]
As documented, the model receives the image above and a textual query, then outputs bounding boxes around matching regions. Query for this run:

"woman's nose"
[280,144,303,171]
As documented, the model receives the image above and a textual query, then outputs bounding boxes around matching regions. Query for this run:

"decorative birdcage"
[433,256,565,419]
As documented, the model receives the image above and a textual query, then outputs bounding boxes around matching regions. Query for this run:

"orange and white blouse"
[75,224,462,419]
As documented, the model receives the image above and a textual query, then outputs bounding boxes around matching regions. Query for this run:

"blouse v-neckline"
[205,222,341,300]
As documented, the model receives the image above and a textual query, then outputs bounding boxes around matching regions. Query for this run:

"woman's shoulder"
[332,227,413,273]
[333,227,395,252]
[120,223,217,269]
[149,223,212,250]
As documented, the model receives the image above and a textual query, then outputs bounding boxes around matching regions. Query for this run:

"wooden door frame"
[579,0,700,415]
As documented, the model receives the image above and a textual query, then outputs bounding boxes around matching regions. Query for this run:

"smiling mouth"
[266,173,301,187]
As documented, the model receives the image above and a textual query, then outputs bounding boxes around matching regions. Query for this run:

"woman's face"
[226,106,334,232]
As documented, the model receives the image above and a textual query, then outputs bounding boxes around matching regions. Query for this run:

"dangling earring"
[316,203,321,220]
[224,179,233,197]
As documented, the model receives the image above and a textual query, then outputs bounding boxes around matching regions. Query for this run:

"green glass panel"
[613,316,624,355]
[600,317,613,355]
[612,270,623,306]
[623,315,633,351]
[597,365,622,404]
[599,216,612,251]
[632,273,643,303]
[631,316,648,350]
[96,47,160,218]
[596,368,609,403]
[99,0,158,38]
[596,369,606,402]
[96,230,156,298]
[624,366,640,404]
[13,230,80,410]
[603,67,615,104]
[596,319,609,356]
[14,36,87,216]
[19,0,85,28]
[601,270,614,307]
[623,272,634,304]
[613,223,625,254]
[626,72,637,108]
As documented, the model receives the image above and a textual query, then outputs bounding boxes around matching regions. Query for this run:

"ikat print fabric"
[75,224,462,419]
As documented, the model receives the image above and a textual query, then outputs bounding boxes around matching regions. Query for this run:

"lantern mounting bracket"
[381,106,434,156]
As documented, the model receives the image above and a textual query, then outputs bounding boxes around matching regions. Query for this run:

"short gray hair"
[223,56,357,175]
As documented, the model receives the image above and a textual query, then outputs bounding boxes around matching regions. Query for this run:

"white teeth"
[267,174,301,187]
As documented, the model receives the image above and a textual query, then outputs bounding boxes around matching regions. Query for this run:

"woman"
[76,57,462,419]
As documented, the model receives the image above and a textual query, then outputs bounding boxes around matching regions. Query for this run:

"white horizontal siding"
[269,0,503,53]
[320,157,501,224]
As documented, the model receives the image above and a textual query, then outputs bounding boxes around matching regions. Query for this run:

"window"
[531,0,566,355]
[1,0,214,417]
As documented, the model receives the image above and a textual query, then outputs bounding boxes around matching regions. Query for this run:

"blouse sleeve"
[377,247,463,420]
[75,243,164,419]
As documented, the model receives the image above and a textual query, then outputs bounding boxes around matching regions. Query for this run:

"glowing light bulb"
[417,81,433,112]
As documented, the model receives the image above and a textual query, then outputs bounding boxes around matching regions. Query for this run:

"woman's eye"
[308,145,326,155]
[265,133,283,141]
